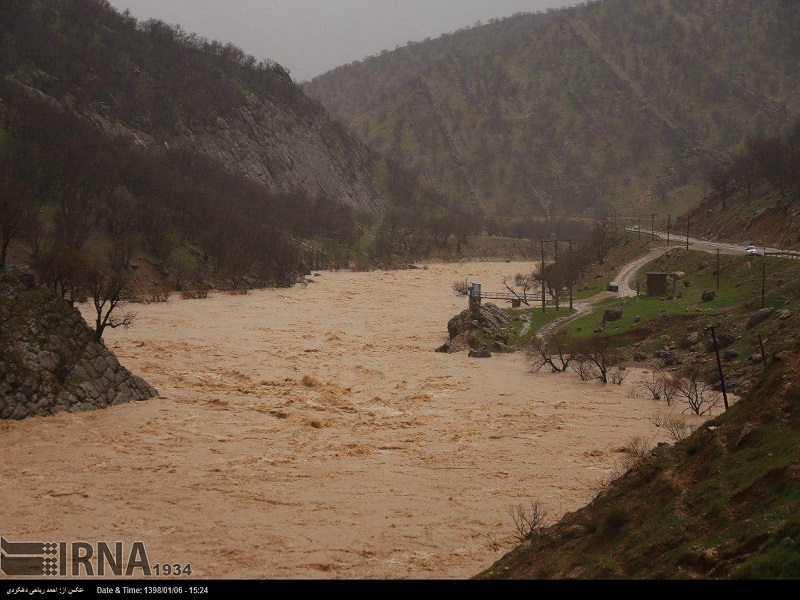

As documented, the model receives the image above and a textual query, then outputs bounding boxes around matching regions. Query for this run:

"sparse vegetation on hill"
[308,0,800,220]
[478,341,800,579]
[686,122,800,249]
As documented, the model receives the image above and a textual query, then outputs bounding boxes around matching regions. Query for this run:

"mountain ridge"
[308,0,800,220]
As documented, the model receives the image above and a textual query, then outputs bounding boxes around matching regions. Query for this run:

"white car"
[746,245,759,256]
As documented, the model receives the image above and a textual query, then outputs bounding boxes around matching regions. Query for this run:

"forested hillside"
[308,0,800,221]
[687,122,800,249]
[0,0,449,290]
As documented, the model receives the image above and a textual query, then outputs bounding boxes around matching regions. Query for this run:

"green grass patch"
[564,248,800,355]
[505,306,572,348]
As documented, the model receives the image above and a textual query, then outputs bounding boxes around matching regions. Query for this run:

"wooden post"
[569,240,574,312]
[716,249,720,290]
[638,217,641,241]
[710,326,729,411]
[686,214,690,250]
[651,213,655,239]
[762,259,766,309]
[758,334,768,371]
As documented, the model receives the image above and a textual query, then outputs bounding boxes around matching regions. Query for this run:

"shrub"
[508,500,549,543]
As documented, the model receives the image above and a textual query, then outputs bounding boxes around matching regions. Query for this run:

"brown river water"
[0,261,710,579]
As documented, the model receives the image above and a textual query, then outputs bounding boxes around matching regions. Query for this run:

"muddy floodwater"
[0,262,705,579]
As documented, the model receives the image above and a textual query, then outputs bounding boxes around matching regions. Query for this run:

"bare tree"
[709,162,734,210]
[663,414,691,443]
[637,371,664,401]
[526,330,572,373]
[84,266,136,342]
[592,435,653,498]
[572,337,621,384]
[452,278,470,297]
[571,354,597,382]
[661,376,679,406]
[616,435,652,473]
[649,412,665,428]
[54,185,96,251]
[501,272,537,306]
[508,500,549,543]
[35,245,90,305]
[672,368,722,416]
[609,366,627,385]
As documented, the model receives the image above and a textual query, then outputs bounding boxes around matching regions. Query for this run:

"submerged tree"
[84,265,136,342]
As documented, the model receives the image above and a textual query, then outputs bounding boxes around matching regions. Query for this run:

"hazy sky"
[107,0,579,82]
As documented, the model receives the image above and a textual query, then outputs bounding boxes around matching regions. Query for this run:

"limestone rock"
[683,332,700,347]
[746,308,774,330]
[469,347,492,359]
[1,268,158,420]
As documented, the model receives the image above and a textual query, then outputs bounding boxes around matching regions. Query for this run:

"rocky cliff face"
[0,269,157,420]
[179,94,387,217]
[1,1,390,219]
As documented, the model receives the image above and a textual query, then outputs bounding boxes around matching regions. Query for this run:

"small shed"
[647,272,668,297]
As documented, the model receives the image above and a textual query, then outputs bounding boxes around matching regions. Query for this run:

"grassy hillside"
[478,340,800,578]
[308,0,800,220]
[562,246,800,392]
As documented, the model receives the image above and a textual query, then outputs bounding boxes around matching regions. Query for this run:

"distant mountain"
[307,0,800,221]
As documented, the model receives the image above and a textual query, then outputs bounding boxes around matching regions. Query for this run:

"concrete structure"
[647,272,668,297]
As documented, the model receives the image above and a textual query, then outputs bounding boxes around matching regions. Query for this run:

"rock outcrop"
[439,303,513,356]
[0,269,158,420]
[603,307,623,323]
[180,94,387,217]
[746,308,775,330]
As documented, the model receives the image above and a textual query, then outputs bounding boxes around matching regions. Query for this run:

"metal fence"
[764,251,800,260]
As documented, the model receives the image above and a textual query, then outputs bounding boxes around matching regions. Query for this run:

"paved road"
[535,231,798,342]
[624,228,793,257]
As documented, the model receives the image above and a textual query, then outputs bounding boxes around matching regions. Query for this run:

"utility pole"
[686,214,690,250]
[667,214,671,246]
[568,239,574,312]
[541,240,546,314]
[553,239,559,312]
[709,326,729,411]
